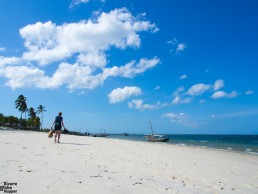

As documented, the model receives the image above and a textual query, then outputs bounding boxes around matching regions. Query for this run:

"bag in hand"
[48,130,54,138]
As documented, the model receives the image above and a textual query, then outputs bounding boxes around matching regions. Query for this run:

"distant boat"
[145,121,169,142]
[92,133,109,137]
[122,133,129,136]
[92,128,109,137]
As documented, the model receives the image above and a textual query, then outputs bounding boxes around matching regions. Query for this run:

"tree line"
[0,94,46,130]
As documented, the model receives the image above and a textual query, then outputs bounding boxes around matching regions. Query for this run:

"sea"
[106,134,258,155]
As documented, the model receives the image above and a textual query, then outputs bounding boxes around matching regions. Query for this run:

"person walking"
[51,112,65,143]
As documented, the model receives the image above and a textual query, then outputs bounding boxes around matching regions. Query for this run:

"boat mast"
[149,121,154,136]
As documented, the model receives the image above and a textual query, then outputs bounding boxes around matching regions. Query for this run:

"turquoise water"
[107,134,258,155]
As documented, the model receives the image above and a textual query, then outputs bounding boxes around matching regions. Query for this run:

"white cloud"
[77,51,107,68]
[173,86,185,96]
[187,83,211,96]
[0,47,6,52]
[172,86,192,105]
[128,99,167,110]
[108,86,142,104]
[154,86,160,90]
[213,79,224,91]
[0,56,21,66]
[167,38,178,45]
[176,43,186,52]
[19,8,158,66]
[0,57,158,90]
[172,96,192,105]
[211,91,238,99]
[210,110,258,119]
[245,90,254,95]
[102,57,160,79]
[162,112,196,127]
[0,65,50,89]
[167,38,186,54]
[179,74,187,79]
[70,0,90,8]
[0,8,159,90]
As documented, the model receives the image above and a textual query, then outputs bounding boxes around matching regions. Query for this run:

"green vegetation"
[0,95,86,136]
[0,94,43,130]
[37,105,46,130]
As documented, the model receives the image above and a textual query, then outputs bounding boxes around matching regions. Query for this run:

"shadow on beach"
[59,142,90,146]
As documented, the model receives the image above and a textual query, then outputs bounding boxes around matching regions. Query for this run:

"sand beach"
[0,130,258,194]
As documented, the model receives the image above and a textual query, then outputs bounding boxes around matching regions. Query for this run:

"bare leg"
[54,132,57,143]
[57,130,61,143]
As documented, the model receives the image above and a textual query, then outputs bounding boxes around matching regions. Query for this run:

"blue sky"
[0,0,257,134]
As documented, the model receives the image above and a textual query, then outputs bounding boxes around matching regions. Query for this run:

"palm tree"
[28,107,36,120]
[37,105,46,130]
[15,95,27,119]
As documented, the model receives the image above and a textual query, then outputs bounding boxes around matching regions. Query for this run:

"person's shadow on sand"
[59,142,90,146]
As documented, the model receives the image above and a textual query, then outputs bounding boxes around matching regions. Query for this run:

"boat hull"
[145,135,169,142]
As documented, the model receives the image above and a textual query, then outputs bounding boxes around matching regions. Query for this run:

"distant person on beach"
[51,112,65,143]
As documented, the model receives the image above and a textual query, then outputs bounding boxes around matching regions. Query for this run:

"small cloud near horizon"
[128,99,167,110]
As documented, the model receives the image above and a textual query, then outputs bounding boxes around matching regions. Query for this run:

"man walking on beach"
[51,112,65,143]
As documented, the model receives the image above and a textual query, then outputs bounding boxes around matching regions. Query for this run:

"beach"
[0,130,258,194]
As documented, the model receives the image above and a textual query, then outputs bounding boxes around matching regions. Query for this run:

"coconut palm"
[15,95,27,119]
[37,105,46,130]
[28,107,36,120]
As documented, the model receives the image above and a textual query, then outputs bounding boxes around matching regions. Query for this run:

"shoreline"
[1,130,258,193]
[1,127,258,155]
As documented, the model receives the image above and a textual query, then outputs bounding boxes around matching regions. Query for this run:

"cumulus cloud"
[211,91,238,99]
[213,79,224,91]
[0,57,158,90]
[20,9,158,66]
[102,57,160,79]
[108,86,142,103]
[171,80,239,105]
[187,83,211,96]
[0,56,21,66]
[0,65,50,89]
[0,8,159,90]
[128,99,167,110]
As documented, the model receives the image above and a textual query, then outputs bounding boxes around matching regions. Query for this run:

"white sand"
[0,130,258,194]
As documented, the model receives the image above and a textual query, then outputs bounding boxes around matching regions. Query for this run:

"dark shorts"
[54,125,61,131]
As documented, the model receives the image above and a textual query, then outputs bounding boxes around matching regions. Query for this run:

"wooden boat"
[145,122,169,142]
[92,133,109,137]
[145,134,169,142]
[92,128,109,137]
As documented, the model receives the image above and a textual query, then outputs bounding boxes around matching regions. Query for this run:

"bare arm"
[51,118,56,129]
[62,120,65,129]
